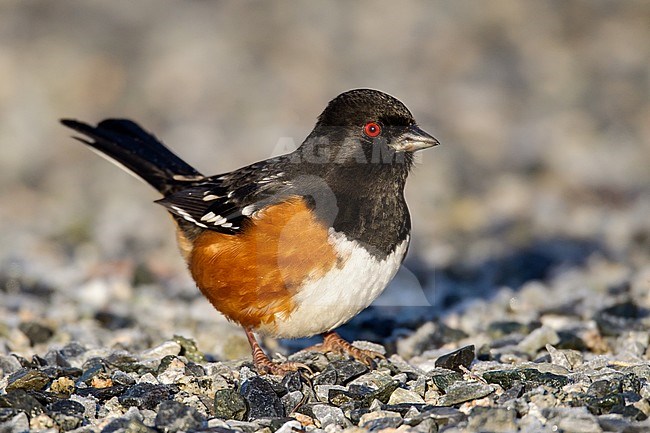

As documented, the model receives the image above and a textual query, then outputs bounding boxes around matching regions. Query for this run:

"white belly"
[258,231,409,338]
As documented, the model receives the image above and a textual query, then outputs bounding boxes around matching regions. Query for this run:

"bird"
[61,89,439,374]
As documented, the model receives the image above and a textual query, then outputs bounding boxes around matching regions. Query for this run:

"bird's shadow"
[280,235,607,353]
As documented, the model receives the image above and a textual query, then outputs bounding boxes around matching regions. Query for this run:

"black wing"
[156,159,294,234]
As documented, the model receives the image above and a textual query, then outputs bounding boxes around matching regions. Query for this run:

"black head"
[300,89,438,166]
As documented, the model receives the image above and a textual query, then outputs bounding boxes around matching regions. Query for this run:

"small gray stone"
[438,381,494,406]
[434,345,475,372]
[60,343,86,359]
[0,355,21,376]
[141,341,181,360]
[311,404,347,429]
[409,418,437,433]
[314,385,347,402]
[281,390,303,414]
[0,390,44,418]
[46,400,85,431]
[111,370,136,386]
[546,344,583,370]
[517,327,560,355]
[77,360,106,385]
[487,321,541,338]
[154,400,206,433]
[359,410,402,430]
[482,368,569,391]
[18,321,54,346]
[102,418,157,433]
[273,419,302,433]
[597,414,633,432]
[314,360,368,386]
[225,419,265,432]
[118,383,177,410]
[409,375,427,397]
[172,335,206,363]
[347,371,400,405]
[544,407,603,433]
[348,371,394,390]
[214,388,247,420]
[69,395,98,419]
[428,368,463,393]
[404,406,466,426]
[387,387,425,405]
[0,413,29,433]
[467,406,516,432]
[280,371,303,393]
[352,340,386,355]
[240,376,284,420]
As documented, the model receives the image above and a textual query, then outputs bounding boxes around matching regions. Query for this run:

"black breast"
[296,161,412,260]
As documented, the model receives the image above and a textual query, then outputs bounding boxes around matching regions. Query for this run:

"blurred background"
[1,1,648,358]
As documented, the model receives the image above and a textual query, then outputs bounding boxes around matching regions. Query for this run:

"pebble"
[315,385,347,402]
[545,407,603,433]
[111,370,136,386]
[438,381,495,406]
[352,341,387,355]
[46,400,85,431]
[214,388,247,420]
[50,376,76,396]
[434,345,475,372]
[6,369,50,391]
[387,387,425,405]
[18,321,54,346]
[118,383,177,410]
[315,360,368,386]
[428,368,463,393]
[281,390,303,414]
[154,400,206,432]
[517,326,560,355]
[0,390,45,418]
[280,371,303,393]
[0,413,29,433]
[0,356,21,376]
[311,404,348,429]
[172,335,206,363]
[467,406,516,432]
[240,376,284,420]
[140,341,181,359]
[358,410,403,430]
[546,344,582,370]
[482,367,570,391]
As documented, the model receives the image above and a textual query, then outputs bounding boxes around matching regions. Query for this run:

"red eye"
[363,122,381,138]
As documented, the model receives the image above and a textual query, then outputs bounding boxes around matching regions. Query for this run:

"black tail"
[61,119,204,195]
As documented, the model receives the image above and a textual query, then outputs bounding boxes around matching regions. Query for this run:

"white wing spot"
[259,172,284,183]
[200,211,228,225]
[171,206,208,228]
[242,205,256,216]
[212,216,227,226]
[221,222,233,228]
[203,194,220,201]
[172,174,204,181]
[200,211,216,222]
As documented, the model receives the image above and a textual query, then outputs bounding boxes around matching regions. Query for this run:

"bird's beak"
[390,125,440,152]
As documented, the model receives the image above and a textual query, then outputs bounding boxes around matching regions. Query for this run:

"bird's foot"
[306,331,385,368]
[246,328,312,376]
[254,356,312,376]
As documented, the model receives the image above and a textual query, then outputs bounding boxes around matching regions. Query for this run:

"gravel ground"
[1,1,649,432]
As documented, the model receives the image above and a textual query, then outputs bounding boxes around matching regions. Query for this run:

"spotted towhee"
[61,89,438,374]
